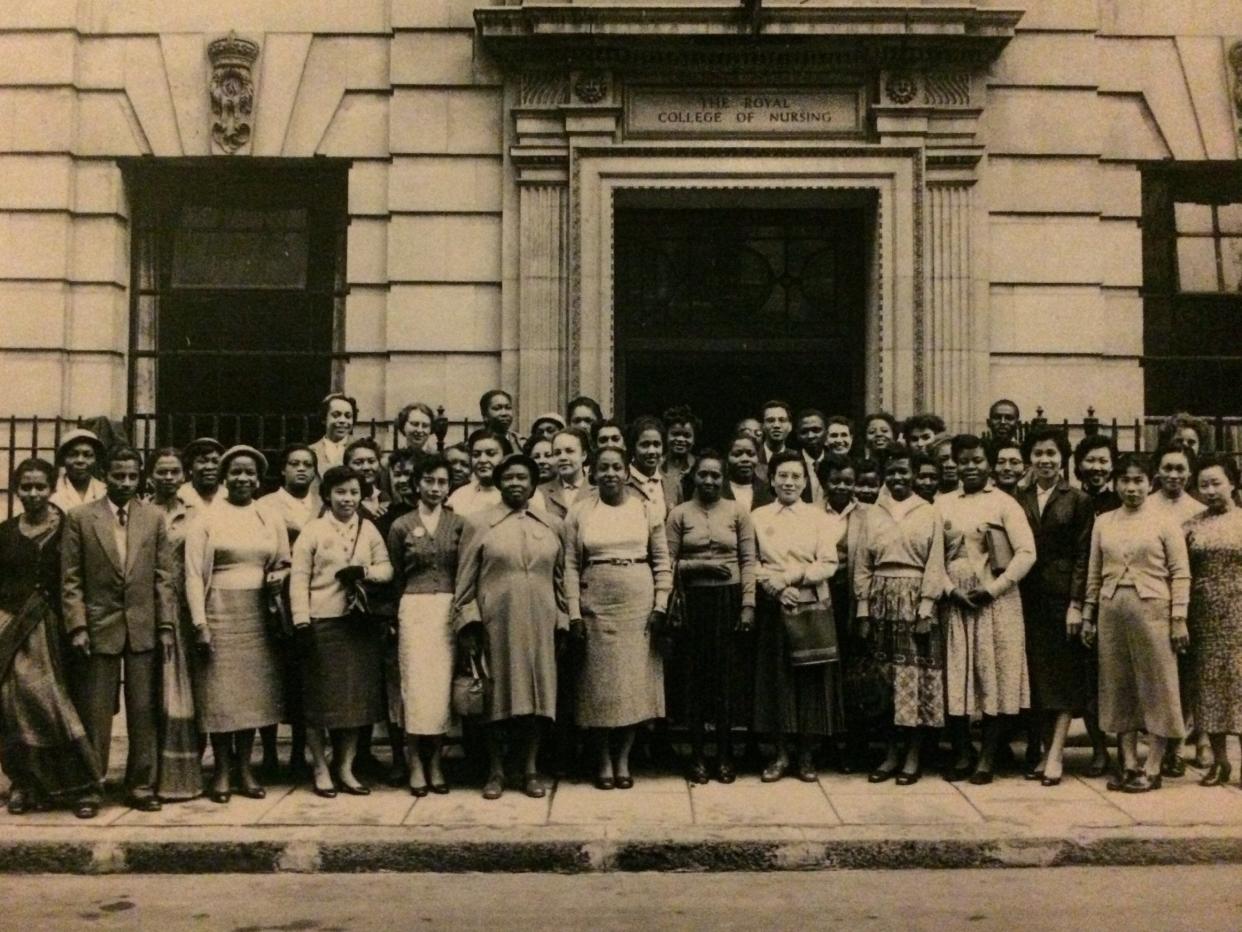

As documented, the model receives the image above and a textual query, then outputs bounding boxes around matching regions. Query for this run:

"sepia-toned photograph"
[0,1,1240,928]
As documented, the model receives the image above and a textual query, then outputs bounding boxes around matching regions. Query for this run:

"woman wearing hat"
[49,428,106,513]
[453,453,567,800]
[177,437,224,516]
[291,465,393,797]
[528,413,566,446]
[185,445,289,803]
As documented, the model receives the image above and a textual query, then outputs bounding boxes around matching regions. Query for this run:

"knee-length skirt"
[398,593,455,736]
[194,587,284,733]
[1098,588,1184,738]
[1022,587,1091,714]
[869,575,945,728]
[575,563,664,729]
[300,615,384,730]
[671,583,751,730]
[753,593,843,737]
[942,563,1028,720]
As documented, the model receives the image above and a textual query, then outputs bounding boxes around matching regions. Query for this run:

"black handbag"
[451,651,490,719]
[780,600,839,667]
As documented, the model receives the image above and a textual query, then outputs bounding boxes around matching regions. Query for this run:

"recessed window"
[1141,163,1242,417]
[1174,201,1242,293]
[121,160,348,449]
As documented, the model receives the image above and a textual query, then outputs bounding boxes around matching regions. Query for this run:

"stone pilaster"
[926,178,979,432]
[516,180,569,418]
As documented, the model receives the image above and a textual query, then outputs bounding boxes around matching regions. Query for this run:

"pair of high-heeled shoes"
[764,757,817,783]
[1199,761,1232,787]
[408,777,450,798]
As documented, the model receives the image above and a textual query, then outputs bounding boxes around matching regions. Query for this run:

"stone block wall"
[0,1,1238,430]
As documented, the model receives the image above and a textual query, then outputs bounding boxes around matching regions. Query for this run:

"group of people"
[0,391,1238,814]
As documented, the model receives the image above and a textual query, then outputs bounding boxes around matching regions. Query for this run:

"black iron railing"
[1,411,483,518]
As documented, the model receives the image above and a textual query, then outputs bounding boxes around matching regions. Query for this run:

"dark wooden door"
[615,207,868,447]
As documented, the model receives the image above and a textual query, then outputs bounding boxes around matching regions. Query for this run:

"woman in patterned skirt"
[855,445,946,785]
[1183,454,1242,787]
[0,458,101,813]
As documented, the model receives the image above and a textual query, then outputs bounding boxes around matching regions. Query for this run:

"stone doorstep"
[0,823,1241,874]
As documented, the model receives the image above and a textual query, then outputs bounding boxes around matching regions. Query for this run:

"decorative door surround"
[478,2,1022,430]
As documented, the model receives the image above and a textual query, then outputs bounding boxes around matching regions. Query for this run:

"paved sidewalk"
[2,745,1241,873]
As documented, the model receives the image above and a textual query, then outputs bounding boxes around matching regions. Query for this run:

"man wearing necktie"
[61,446,177,817]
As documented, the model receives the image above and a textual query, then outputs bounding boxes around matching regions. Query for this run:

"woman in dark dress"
[1017,427,1104,785]
[0,458,101,813]
[666,450,757,783]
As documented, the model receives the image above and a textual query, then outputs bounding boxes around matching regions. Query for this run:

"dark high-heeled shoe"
[209,790,232,804]
[1023,768,1045,782]
[615,775,634,790]
[868,765,898,784]
[895,768,922,786]
[593,775,615,791]
[408,783,429,798]
[1084,753,1112,779]
[944,761,974,783]
[524,774,546,798]
[429,782,450,795]
[1160,753,1186,778]
[1106,769,1140,792]
[313,784,337,799]
[237,784,266,800]
[1040,775,1062,787]
[968,769,994,786]
[762,759,789,783]
[1199,762,1232,787]
[1123,773,1162,793]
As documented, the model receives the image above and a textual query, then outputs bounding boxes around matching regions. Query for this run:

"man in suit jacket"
[62,446,177,817]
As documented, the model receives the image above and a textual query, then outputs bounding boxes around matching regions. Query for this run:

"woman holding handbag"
[665,450,757,784]
[938,435,1037,784]
[453,454,568,800]
[564,446,673,790]
[290,465,393,798]
[185,446,289,804]
[387,455,465,796]
[751,450,844,783]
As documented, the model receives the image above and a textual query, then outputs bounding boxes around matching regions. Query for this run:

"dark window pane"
[172,206,309,289]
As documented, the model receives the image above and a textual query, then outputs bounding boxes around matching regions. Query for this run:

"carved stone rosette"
[208,32,260,154]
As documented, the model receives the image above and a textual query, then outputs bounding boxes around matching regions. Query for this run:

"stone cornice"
[477,3,1024,70]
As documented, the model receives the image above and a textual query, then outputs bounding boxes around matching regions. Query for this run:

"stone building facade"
[0,1,1240,445]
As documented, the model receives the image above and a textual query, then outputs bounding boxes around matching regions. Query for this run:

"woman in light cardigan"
[290,465,393,797]
[1083,453,1191,794]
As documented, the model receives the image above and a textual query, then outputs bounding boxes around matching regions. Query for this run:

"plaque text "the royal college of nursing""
[625,86,864,137]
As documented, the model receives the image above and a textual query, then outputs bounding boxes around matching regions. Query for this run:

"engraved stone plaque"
[625,86,864,137]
